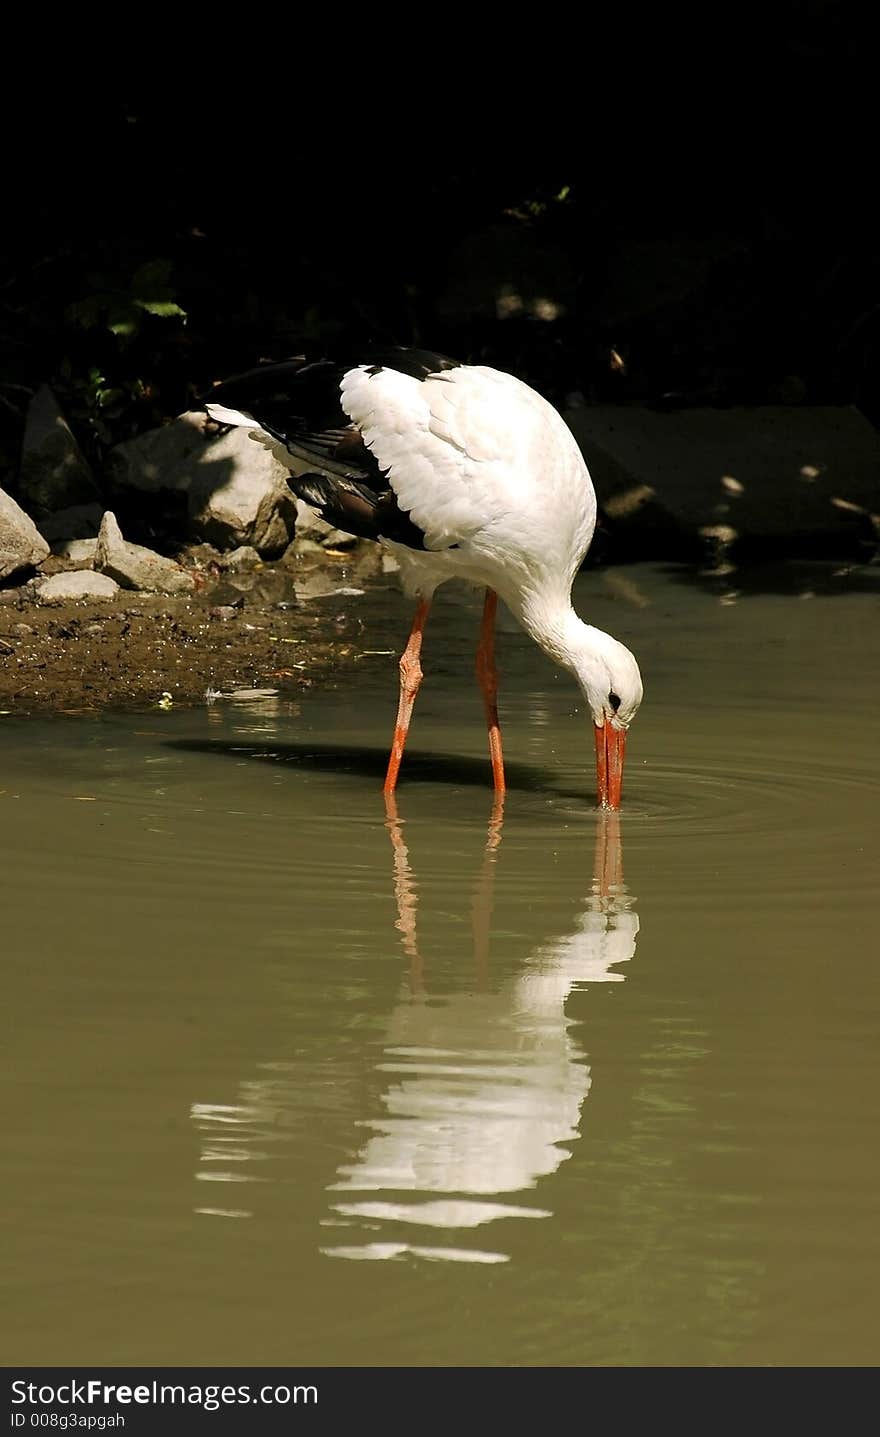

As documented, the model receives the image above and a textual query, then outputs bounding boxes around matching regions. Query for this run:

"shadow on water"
[167,737,580,797]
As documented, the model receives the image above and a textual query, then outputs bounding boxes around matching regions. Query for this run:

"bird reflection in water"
[321,799,639,1265]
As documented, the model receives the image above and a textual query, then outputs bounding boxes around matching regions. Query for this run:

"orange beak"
[595,721,627,810]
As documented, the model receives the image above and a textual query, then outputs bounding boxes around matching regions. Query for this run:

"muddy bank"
[0,553,375,715]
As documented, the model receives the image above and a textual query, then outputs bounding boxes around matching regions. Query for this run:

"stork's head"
[572,628,643,810]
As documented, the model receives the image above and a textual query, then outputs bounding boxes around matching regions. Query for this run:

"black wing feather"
[205,349,462,551]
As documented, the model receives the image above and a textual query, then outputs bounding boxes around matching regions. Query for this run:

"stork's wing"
[340,361,572,551]
[207,351,460,549]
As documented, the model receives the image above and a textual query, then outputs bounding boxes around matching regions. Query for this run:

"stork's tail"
[202,358,427,548]
[204,399,264,430]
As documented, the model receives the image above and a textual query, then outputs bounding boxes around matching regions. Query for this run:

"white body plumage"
[209,357,643,747]
[341,363,595,605]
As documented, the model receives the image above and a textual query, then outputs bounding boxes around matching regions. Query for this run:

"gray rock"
[191,462,295,557]
[110,411,296,555]
[565,404,880,552]
[284,536,324,557]
[220,544,261,570]
[50,538,98,564]
[95,511,196,594]
[0,586,29,607]
[38,503,104,543]
[19,387,101,518]
[321,528,359,550]
[0,487,50,580]
[37,571,119,604]
[179,542,223,570]
[108,410,204,494]
[39,555,81,577]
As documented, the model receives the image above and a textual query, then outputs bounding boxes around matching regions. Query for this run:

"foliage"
[54,262,187,455]
[66,259,186,343]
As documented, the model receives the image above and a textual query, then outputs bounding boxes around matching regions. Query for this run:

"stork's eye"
[608,691,621,712]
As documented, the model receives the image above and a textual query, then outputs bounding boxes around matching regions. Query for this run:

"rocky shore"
[1,387,403,712]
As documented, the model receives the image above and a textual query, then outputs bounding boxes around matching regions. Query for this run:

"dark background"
[2,5,875,477]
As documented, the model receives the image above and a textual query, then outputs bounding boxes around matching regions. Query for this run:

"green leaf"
[95,386,125,409]
[135,299,187,320]
[108,315,140,338]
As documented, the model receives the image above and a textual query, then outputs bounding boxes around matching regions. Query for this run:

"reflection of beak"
[594,721,627,810]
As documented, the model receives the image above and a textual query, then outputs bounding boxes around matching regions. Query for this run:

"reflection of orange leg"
[475,589,506,793]
[384,791,422,991]
[593,810,623,898]
[471,793,505,989]
[384,600,431,794]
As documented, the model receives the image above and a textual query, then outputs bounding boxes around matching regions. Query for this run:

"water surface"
[3,562,879,1366]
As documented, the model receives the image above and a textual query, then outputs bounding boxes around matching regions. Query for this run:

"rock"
[39,555,80,577]
[37,571,119,604]
[564,404,880,554]
[0,487,50,580]
[293,498,330,541]
[108,411,204,495]
[37,503,104,543]
[50,538,98,565]
[284,537,324,558]
[321,529,359,551]
[205,582,249,607]
[95,512,196,594]
[220,545,261,570]
[19,387,101,518]
[179,542,223,570]
[294,499,337,544]
[192,461,295,557]
[109,411,297,556]
[0,586,30,607]
[11,622,34,636]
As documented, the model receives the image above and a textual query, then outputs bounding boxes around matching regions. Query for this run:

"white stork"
[206,349,643,808]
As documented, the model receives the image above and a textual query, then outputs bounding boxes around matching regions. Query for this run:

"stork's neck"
[505,587,626,719]
[511,590,606,674]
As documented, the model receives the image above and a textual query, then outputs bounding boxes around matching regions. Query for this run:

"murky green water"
[3,562,879,1367]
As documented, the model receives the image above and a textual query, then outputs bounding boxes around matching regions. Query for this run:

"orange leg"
[476,589,506,793]
[384,599,431,794]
